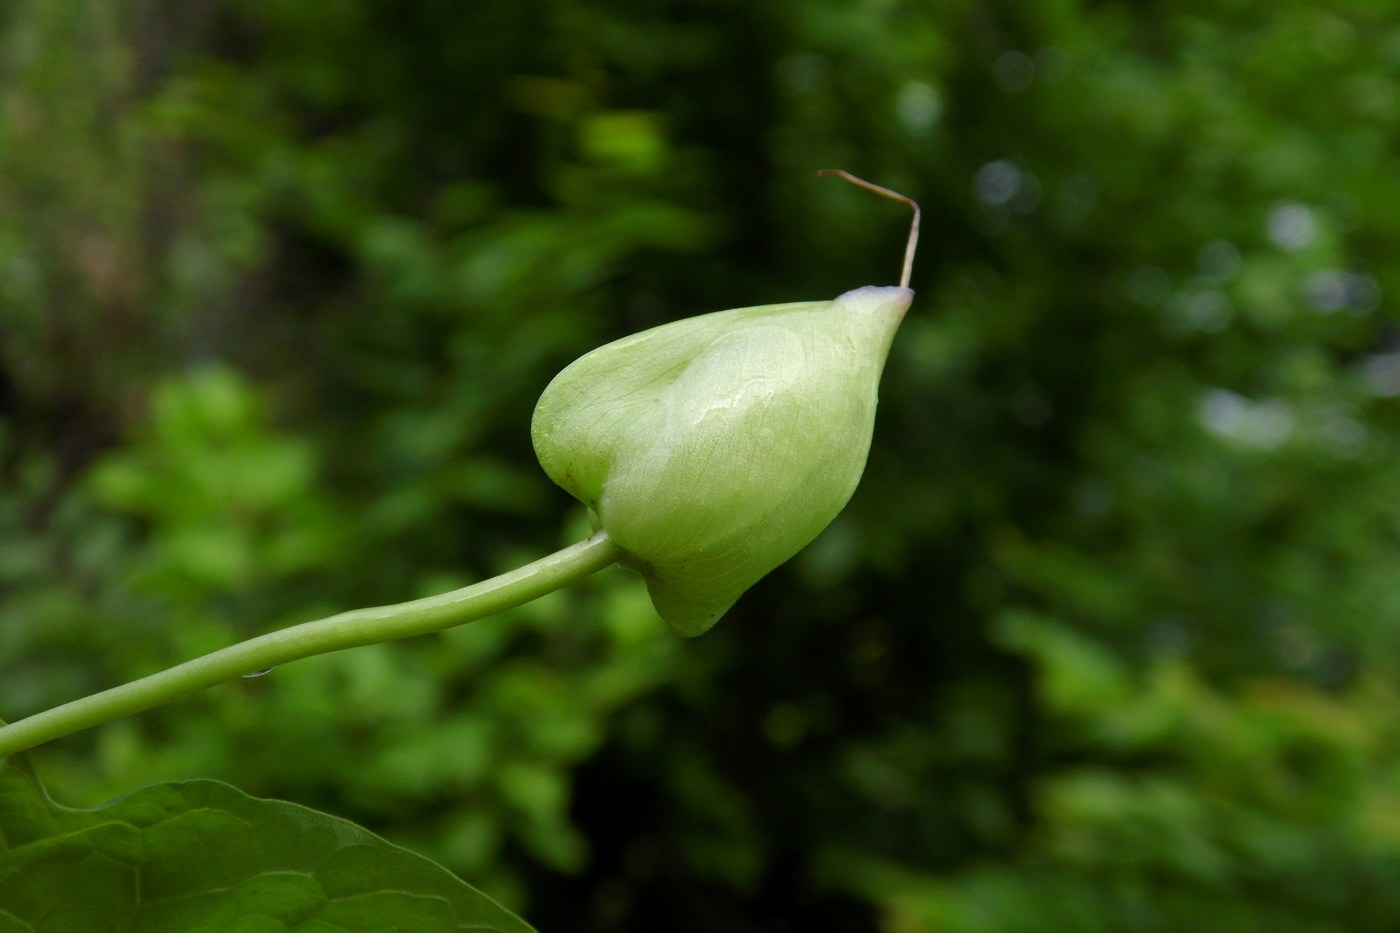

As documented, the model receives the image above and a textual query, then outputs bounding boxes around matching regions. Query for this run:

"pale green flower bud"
[532,285,912,636]
[532,171,919,636]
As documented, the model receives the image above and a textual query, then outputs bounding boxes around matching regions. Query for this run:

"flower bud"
[531,284,912,636]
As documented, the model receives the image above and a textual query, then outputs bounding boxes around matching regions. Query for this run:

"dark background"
[4,1,1400,930]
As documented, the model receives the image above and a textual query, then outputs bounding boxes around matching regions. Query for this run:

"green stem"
[0,532,623,759]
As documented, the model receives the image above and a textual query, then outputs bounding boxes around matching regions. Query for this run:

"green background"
[4,1,1400,930]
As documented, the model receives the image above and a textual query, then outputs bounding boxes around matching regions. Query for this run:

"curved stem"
[0,532,624,759]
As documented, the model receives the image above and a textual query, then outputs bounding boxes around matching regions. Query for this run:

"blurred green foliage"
[3,0,1400,929]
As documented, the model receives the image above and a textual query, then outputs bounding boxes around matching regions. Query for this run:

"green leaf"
[0,762,537,933]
